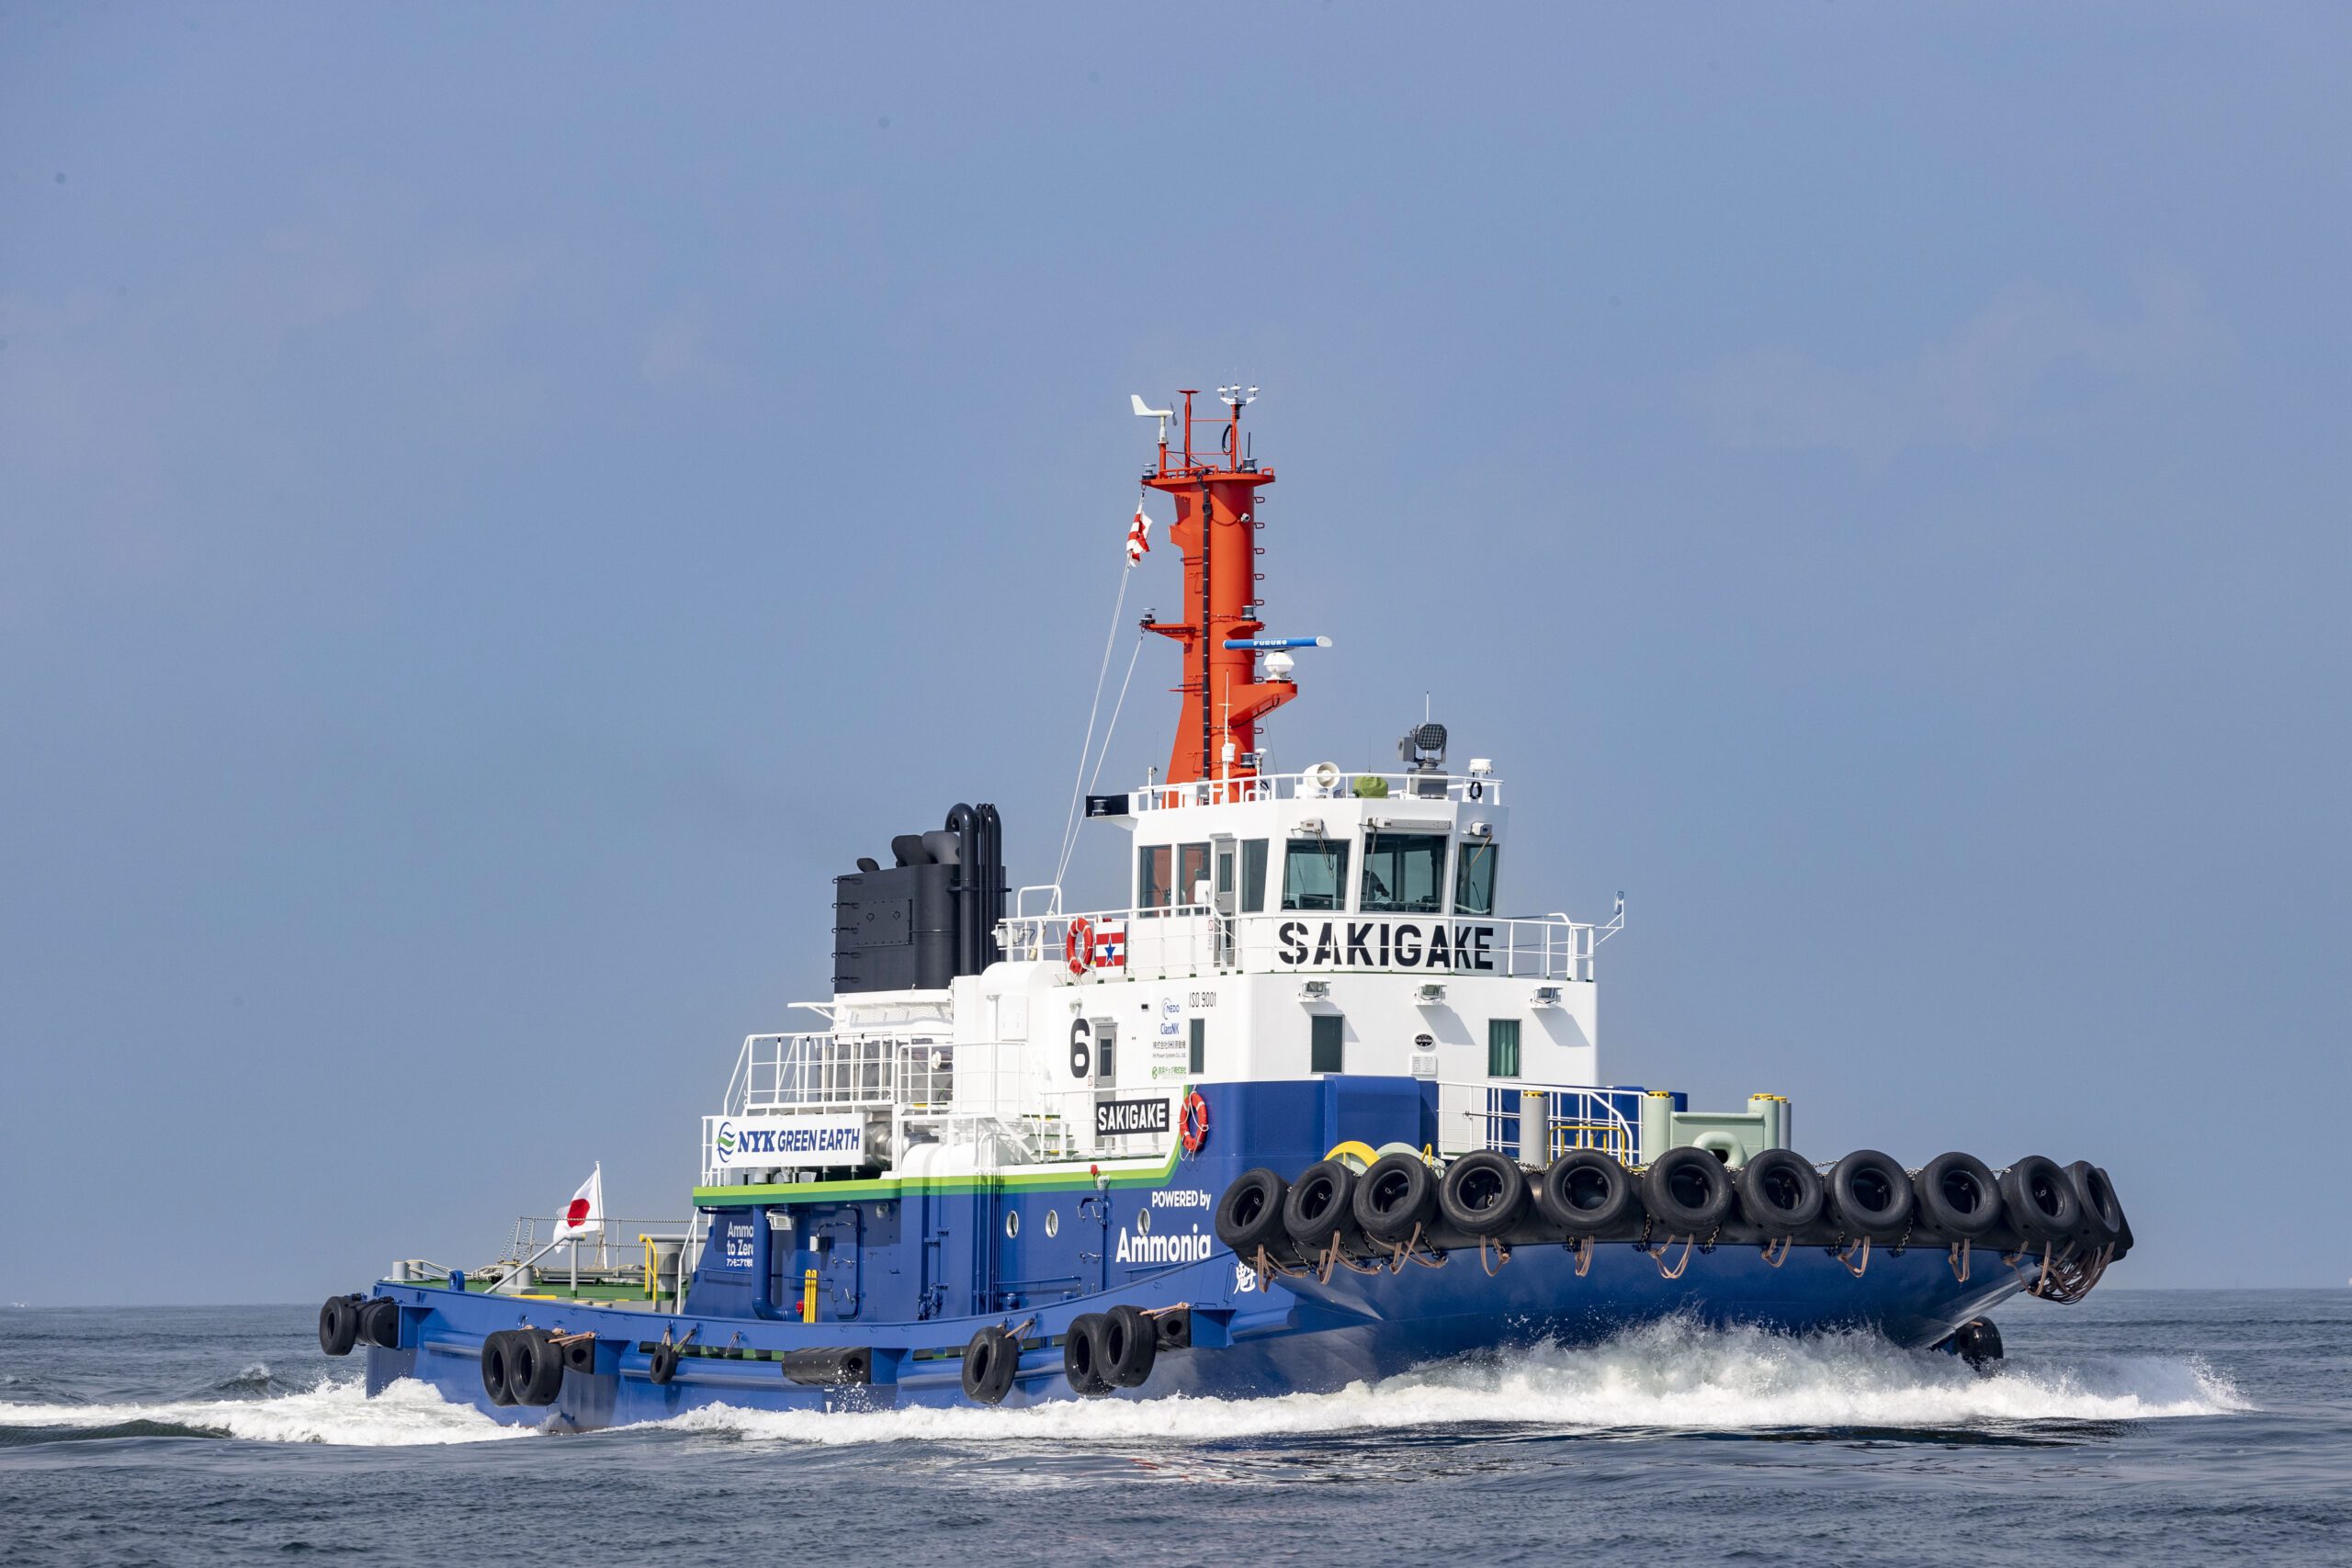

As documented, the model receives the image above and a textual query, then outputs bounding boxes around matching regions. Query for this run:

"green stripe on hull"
[693,1140,1187,1208]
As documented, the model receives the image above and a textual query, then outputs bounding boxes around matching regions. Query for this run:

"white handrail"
[995,907,1600,982]
[1432,1078,1645,1164]
[1115,768,1505,811]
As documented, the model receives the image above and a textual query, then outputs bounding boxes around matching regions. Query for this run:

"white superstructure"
[702,751,1627,1191]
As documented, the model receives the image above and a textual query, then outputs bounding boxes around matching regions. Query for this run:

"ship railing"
[711,1033,1112,1174]
[898,1037,1114,1166]
[482,1215,696,1300]
[1435,1080,1648,1166]
[725,1031,954,1117]
[994,908,1602,982]
[1012,884,1064,918]
[1121,769,1503,813]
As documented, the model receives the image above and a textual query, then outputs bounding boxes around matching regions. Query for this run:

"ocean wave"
[208,1361,281,1396]
[658,1319,2250,1448]
[0,1375,526,1447]
[0,1322,2250,1450]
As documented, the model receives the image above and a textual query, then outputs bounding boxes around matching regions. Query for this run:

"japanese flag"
[1125,499,1152,564]
[555,1164,604,1240]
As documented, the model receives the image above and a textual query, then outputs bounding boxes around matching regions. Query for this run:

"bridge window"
[1137,842,1212,911]
[1177,842,1211,908]
[1310,1013,1344,1074]
[1487,1018,1521,1078]
[1241,839,1269,913]
[1360,832,1447,914]
[1282,839,1350,911]
[1455,840,1498,917]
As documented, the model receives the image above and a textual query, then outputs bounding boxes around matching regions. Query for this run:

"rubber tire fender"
[317,1295,361,1358]
[2100,1165,2135,1259]
[1998,1155,2081,1244]
[1535,1150,1639,1235]
[1643,1146,1736,1235]
[1101,1304,1159,1389]
[2065,1159,2124,1247]
[961,1325,1020,1405]
[1735,1148,1826,1233]
[506,1328,566,1406]
[647,1342,681,1386]
[1214,1168,1289,1257]
[1827,1149,1917,1243]
[1913,1152,2002,1239]
[1281,1159,1363,1251]
[1951,1317,2004,1374]
[481,1331,518,1406]
[1063,1314,1113,1397]
[359,1298,401,1350]
[560,1337,597,1375]
[1352,1151,1437,1243]
[1438,1150,1530,1238]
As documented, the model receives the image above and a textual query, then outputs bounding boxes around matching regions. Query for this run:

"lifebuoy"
[1065,917,1094,977]
[1180,1089,1210,1155]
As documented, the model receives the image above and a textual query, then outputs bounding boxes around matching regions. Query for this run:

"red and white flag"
[1091,920,1128,968]
[555,1164,604,1241]
[1125,499,1152,564]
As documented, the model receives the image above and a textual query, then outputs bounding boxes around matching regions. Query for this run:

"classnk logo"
[1273,919,1498,971]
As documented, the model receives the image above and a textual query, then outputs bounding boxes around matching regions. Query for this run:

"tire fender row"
[1213,1145,2131,1290]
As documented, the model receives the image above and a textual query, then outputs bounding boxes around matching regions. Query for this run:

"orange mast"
[1139,389,1295,784]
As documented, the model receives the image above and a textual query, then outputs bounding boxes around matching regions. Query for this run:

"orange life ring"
[1180,1090,1211,1156]
[1065,917,1094,978]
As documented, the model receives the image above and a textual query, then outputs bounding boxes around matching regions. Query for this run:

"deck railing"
[1434,1080,1649,1165]
[995,908,1602,982]
[1120,768,1504,812]
[707,1033,1136,1181]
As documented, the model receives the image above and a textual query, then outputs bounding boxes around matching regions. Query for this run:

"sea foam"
[0,1319,2246,1449]
[660,1318,2247,1448]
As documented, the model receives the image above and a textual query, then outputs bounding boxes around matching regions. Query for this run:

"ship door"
[1213,835,1238,965]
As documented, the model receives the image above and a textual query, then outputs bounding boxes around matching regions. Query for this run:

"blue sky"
[2,3,2345,1301]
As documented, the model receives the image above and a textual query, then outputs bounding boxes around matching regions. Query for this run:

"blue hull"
[363,1242,2023,1427]
[355,1078,2037,1427]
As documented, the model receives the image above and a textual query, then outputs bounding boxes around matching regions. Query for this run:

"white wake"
[0,1372,524,1447]
[663,1319,2247,1448]
[0,1322,2247,1448]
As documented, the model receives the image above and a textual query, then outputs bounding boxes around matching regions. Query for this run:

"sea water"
[1,1291,2343,1564]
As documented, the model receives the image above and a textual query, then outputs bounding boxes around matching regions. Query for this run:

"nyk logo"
[731,1124,861,1155]
[1274,919,1498,971]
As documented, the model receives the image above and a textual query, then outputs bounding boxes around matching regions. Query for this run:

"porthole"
[1136,1209,1151,1235]
[1004,1211,1020,1239]
[1045,1209,1060,1238]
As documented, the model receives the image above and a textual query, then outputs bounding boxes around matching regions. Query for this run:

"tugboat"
[328,387,2131,1423]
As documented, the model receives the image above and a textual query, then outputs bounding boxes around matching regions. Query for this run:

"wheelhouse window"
[1282,838,1351,911]
[1360,832,1447,914]
[1240,839,1269,913]
[1454,840,1498,917]
[1138,841,1213,912]
[1176,842,1211,908]
[1137,845,1172,912]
